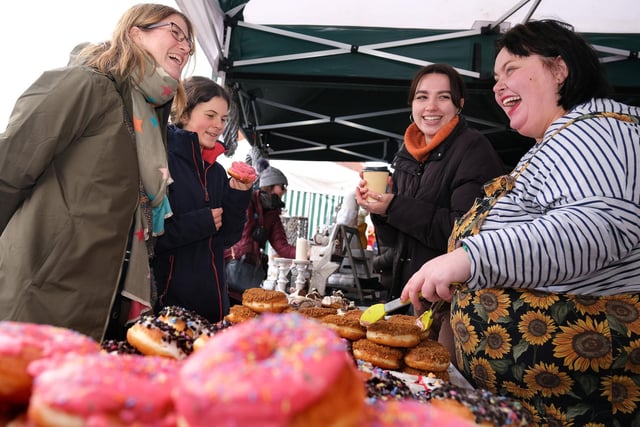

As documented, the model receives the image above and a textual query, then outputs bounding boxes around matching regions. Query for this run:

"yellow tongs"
[359,296,445,332]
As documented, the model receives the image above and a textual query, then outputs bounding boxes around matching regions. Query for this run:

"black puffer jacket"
[372,117,505,298]
[152,125,251,322]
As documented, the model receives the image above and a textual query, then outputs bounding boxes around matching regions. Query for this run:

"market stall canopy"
[177,0,640,168]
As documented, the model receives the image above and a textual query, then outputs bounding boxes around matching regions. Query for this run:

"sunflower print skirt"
[451,286,640,427]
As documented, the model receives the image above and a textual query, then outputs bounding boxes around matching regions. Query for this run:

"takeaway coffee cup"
[362,165,390,202]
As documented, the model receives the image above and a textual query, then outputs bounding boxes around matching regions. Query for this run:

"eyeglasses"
[144,22,194,56]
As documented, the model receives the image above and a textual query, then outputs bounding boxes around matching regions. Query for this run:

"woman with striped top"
[402,20,640,426]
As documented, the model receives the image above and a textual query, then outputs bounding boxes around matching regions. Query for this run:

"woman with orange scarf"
[356,64,504,347]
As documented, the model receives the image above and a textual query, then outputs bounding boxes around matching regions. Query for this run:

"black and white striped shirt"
[464,98,640,295]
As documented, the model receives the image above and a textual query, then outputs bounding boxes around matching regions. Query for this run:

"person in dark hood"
[152,76,253,323]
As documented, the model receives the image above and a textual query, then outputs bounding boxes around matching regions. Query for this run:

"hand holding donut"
[228,161,257,190]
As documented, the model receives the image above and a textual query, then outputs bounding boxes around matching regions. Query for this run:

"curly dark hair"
[496,19,610,110]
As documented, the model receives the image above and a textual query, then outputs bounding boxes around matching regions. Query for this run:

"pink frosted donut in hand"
[227,161,257,184]
[0,321,100,404]
[27,353,179,427]
[175,312,365,427]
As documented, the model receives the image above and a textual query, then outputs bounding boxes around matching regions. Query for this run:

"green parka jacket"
[0,65,169,341]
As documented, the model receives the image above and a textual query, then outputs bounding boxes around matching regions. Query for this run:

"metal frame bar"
[219,0,636,162]
[232,21,482,77]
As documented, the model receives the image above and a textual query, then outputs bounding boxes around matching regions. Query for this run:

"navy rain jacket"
[152,125,251,322]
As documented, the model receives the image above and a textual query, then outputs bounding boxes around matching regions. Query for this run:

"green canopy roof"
[180,0,640,167]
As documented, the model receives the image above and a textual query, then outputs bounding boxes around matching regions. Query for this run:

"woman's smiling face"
[411,73,461,143]
[182,96,229,150]
[132,14,192,81]
[493,48,568,140]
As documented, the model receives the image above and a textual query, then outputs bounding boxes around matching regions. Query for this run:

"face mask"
[259,191,284,209]
[201,141,226,164]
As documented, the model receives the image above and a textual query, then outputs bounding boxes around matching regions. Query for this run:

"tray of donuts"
[106,288,358,360]
[307,307,467,385]
[221,288,471,388]
[0,314,462,427]
[0,296,534,426]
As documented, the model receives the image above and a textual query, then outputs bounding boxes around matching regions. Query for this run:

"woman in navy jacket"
[152,76,253,323]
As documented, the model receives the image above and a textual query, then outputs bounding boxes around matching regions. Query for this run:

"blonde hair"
[78,3,194,107]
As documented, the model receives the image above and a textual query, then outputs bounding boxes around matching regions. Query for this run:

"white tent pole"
[489,0,541,31]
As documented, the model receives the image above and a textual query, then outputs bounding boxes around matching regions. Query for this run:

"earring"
[409,114,414,123]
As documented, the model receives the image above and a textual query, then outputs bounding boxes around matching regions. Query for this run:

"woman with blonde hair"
[0,3,194,341]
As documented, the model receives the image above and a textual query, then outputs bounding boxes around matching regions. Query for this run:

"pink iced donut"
[0,321,100,404]
[27,353,179,427]
[175,312,365,427]
[227,161,257,184]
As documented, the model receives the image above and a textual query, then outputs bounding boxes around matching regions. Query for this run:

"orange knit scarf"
[404,115,459,162]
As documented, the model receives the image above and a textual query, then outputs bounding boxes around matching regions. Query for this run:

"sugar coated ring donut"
[242,288,289,313]
[352,339,403,370]
[0,321,100,404]
[342,309,365,320]
[403,339,450,372]
[366,319,421,348]
[126,315,193,359]
[176,312,365,427]
[28,353,178,427]
[297,306,337,319]
[227,161,257,184]
[321,314,366,341]
[224,304,259,324]
[386,314,430,339]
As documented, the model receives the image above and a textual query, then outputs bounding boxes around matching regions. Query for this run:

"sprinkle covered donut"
[361,400,475,427]
[156,305,212,337]
[429,382,534,426]
[27,353,179,427]
[0,321,100,404]
[175,312,365,427]
[126,315,194,359]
